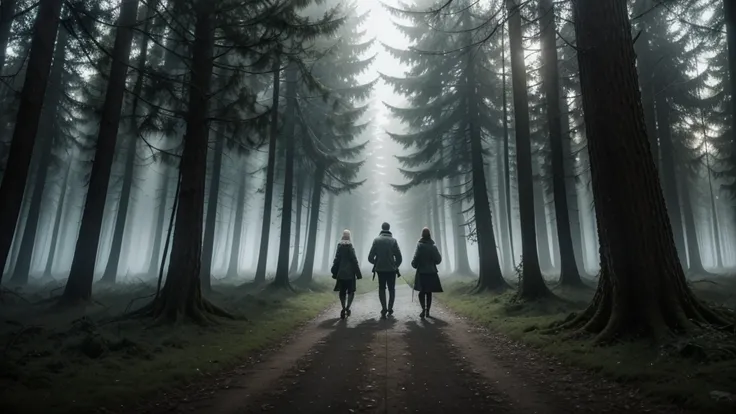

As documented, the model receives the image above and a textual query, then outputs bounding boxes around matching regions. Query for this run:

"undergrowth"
[438,277,736,414]
[0,276,361,414]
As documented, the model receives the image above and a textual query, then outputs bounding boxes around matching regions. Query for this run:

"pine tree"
[383,0,508,291]
[0,0,65,284]
[293,4,373,285]
[555,0,728,342]
[507,0,551,299]
[60,0,140,304]
[538,0,583,286]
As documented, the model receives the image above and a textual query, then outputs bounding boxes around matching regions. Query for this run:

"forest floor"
[108,279,733,414]
[0,276,376,414]
[439,274,736,414]
[2,275,734,413]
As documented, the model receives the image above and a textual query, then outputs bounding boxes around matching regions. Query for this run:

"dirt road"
[139,284,686,414]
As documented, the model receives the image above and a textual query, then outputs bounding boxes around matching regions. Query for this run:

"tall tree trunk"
[507,0,550,299]
[560,0,725,342]
[430,181,444,268]
[539,0,582,286]
[9,25,69,285]
[655,95,688,265]
[0,0,64,285]
[320,190,334,270]
[633,0,659,169]
[501,13,517,271]
[100,1,157,284]
[449,175,472,275]
[300,179,312,270]
[0,0,16,146]
[138,1,229,322]
[724,0,736,141]
[496,133,513,274]
[60,0,139,303]
[253,56,281,284]
[297,168,325,284]
[272,61,297,289]
[533,177,553,270]
[679,178,708,273]
[227,167,247,278]
[147,169,170,276]
[466,25,505,291]
[199,127,224,290]
[706,155,723,268]
[437,179,450,271]
[560,83,586,274]
[289,173,305,274]
[99,134,137,284]
[43,158,71,278]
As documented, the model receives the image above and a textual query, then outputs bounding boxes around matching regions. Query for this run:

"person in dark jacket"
[331,229,362,319]
[368,222,403,318]
[411,227,443,318]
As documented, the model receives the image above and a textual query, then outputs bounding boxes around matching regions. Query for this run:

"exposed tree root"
[554,276,592,290]
[113,295,234,326]
[514,283,554,302]
[266,279,296,293]
[292,274,314,287]
[470,279,509,294]
[541,270,734,344]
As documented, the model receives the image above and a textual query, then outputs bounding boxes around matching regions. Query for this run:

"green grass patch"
[0,277,346,414]
[438,279,736,413]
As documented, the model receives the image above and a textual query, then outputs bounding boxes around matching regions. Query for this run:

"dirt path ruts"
[135,284,688,414]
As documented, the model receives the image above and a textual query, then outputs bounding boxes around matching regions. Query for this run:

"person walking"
[411,227,443,318]
[368,222,402,318]
[331,229,362,319]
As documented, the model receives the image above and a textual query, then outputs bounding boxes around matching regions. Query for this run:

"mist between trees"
[0,0,733,363]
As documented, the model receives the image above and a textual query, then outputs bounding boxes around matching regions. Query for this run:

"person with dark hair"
[411,227,443,318]
[368,222,402,318]
[331,229,362,319]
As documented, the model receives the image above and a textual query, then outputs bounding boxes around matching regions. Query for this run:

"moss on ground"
[438,277,736,414]
[0,277,370,414]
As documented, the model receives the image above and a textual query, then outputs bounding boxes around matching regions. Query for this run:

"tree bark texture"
[0,0,64,285]
[507,0,549,299]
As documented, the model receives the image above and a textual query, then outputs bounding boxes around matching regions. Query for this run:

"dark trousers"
[377,272,396,311]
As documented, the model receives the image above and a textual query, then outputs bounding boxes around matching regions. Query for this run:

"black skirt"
[413,272,443,293]
[333,278,356,293]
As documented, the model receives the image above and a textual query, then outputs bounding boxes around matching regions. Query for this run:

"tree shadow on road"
[401,317,503,413]
[248,318,395,413]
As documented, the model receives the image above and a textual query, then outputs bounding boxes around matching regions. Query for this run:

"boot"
[388,291,395,315]
[339,292,346,319]
[346,293,354,316]
[419,292,426,318]
[426,293,432,318]
[379,289,387,317]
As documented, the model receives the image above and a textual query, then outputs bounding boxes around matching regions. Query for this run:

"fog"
[1,0,734,292]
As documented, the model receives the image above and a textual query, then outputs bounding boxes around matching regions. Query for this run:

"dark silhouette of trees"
[0,0,65,285]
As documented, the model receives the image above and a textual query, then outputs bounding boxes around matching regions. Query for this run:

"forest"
[0,0,735,413]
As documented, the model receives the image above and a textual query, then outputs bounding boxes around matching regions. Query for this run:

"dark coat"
[331,241,362,281]
[368,230,403,273]
[411,238,443,293]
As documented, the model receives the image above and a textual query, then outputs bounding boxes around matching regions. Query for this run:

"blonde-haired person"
[330,229,362,319]
[411,227,443,318]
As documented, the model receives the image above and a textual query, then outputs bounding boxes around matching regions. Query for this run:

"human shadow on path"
[400,317,509,413]
[244,318,394,413]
